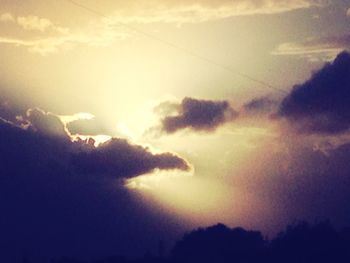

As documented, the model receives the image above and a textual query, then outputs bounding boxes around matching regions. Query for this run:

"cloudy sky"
[1,0,350,261]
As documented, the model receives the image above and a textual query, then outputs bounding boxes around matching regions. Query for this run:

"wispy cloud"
[0,12,68,33]
[0,0,326,55]
[272,34,350,61]
[0,13,14,22]
[17,15,59,32]
[103,0,325,25]
[0,12,128,55]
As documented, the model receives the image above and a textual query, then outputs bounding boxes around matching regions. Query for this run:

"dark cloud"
[72,138,190,178]
[161,97,238,133]
[0,97,28,123]
[0,117,187,262]
[0,108,190,180]
[0,99,17,121]
[0,103,191,262]
[278,51,350,134]
[0,117,66,174]
[0,103,70,139]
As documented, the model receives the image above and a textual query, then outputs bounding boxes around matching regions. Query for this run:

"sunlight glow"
[125,169,194,190]
[59,112,95,124]
[125,168,244,226]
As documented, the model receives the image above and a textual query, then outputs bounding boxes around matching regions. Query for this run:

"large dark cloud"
[161,97,238,134]
[278,51,350,134]
[0,103,191,262]
[0,107,190,179]
[0,100,18,121]
[72,138,190,178]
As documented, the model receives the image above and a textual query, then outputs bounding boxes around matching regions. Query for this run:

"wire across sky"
[63,0,287,94]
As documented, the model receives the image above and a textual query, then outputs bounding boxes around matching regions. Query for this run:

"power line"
[63,0,287,94]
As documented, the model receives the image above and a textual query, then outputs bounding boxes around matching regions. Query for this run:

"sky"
[1,0,350,262]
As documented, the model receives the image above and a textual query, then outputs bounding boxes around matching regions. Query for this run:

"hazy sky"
[0,0,348,115]
[1,0,350,261]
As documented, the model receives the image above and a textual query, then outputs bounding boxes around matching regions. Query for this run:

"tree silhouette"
[270,221,347,263]
[33,221,350,263]
[171,223,265,263]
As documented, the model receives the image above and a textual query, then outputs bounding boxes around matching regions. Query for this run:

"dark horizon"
[16,221,350,263]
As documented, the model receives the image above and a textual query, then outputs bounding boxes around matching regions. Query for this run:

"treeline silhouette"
[34,221,350,263]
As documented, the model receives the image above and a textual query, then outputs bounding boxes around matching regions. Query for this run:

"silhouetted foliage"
[51,258,85,263]
[270,221,349,263]
[92,255,128,263]
[18,221,350,263]
[171,223,265,263]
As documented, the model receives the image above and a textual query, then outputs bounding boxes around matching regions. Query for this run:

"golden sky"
[1,0,350,237]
